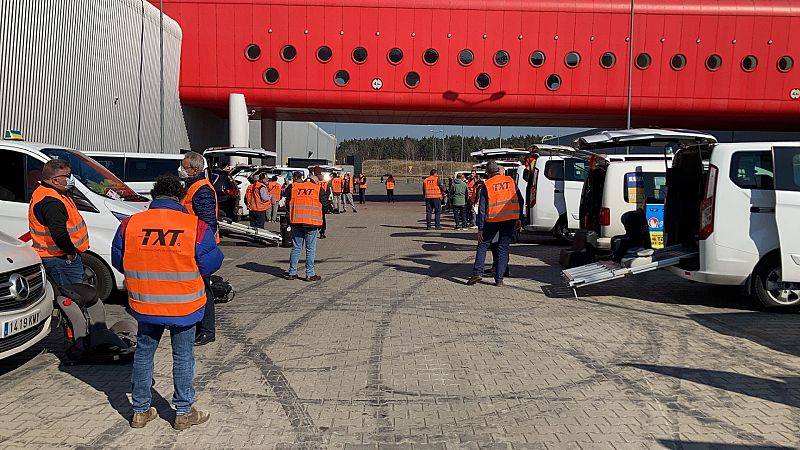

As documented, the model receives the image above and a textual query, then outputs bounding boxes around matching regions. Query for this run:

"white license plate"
[2,310,41,338]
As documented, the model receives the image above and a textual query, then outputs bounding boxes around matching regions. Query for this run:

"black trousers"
[359,189,366,204]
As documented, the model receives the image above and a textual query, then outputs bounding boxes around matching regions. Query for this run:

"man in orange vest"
[112,175,223,430]
[357,173,368,204]
[28,159,89,286]
[248,173,271,229]
[179,151,218,346]
[266,176,282,222]
[330,173,344,213]
[466,170,480,227]
[384,174,396,203]
[244,176,257,228]
[285,171,330,281]
[341,172,357,213]
[423,169,446,230]
[312,166,330,238]
[466,161,523,287]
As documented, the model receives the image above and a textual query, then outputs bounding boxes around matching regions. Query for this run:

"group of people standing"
[244,174,282,228]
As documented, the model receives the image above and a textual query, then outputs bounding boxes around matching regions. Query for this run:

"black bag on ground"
[209,275,235,303]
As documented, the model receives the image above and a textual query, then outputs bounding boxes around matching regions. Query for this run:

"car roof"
[82,151,184,159]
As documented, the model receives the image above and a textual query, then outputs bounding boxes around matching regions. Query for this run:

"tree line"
[337,134,546,162]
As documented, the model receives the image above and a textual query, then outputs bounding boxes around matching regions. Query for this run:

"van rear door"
[772,146,800,283]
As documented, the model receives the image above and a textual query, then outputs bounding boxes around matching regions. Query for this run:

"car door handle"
[750,206,775,213]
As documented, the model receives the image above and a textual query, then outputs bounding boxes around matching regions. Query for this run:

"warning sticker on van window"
[626,173,645,204]
[646,204,665,250]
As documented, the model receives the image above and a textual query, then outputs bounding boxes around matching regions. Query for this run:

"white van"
[0,137,146,301]
[83,151,184,196]
[0,230,54,360]
[524,145,589,241]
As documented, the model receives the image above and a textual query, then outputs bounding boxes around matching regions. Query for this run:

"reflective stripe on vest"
[386,180,395,189]
[245,184,256,211]
[28,185,90,258]
[181,177,220,243]
[331,178,343,193]
[123,208,206,317]
[249,181,271,212]
[289,181,323,227]
[267,181,282,201]
[424,176,442,199]
[485,175,520,223]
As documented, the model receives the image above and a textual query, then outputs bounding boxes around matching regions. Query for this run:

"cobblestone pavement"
[1,201,799,449]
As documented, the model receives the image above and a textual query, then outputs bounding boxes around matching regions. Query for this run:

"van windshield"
[41,149,145,202]
[623,172,667,204]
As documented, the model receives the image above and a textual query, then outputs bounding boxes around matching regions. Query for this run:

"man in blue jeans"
[112,175,223,430]
[285,170,330,281]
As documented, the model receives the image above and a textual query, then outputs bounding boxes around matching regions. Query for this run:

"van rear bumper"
[666,266,747,286]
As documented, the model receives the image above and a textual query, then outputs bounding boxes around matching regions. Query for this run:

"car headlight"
[111,211,130,222]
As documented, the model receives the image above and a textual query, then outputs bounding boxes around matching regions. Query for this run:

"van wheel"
[752,256,800,309]
[81,253,114,302]
[554,216,575,243]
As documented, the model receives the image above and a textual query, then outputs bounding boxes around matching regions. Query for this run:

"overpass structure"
[155,0,800,130]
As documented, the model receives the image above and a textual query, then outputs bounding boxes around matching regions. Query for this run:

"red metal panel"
[427,7,451,96]
[375,7,398,95]
[196,3,219,88]
[357,7,380,106]
[393,7,415,110]
[305,3,327,93]
[447,8,469,95]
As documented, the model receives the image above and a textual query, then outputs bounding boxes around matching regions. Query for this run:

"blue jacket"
[112,198,224,327]
[476,178,524,231]
[185,174,218,235]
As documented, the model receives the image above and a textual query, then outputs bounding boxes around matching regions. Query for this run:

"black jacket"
[31,182,79,256]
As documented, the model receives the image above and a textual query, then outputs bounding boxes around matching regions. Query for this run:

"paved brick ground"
[0,200,798,449]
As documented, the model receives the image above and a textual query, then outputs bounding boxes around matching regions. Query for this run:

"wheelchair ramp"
[219,219,281,244]
[562,246,698,289]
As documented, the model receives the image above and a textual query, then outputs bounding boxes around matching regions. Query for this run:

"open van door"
[576,128,717,151]
[773,146,800,284]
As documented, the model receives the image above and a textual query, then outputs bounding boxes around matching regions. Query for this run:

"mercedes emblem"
[8,274,30,300]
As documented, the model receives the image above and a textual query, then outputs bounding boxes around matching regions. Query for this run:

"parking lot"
[1,199,798,449]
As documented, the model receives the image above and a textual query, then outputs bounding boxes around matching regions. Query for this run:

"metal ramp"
[562,245,698,290]
[218,218,281,245]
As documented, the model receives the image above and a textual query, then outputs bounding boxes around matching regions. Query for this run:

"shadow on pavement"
[237,262,288,278]
[688,312,800,358]
[627,363,800,409]
[385,257,475,285]
[657,440,794,449]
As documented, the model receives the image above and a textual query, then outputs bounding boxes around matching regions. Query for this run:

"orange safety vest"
[248,181,271,212]
[123,208,206,317]
[359,177,367,189]
[181,178,220,243]
[244,184,256,210]
[385,179,395,190]
[467,179,478,202]
[289,181,324,227]
[267,181,282,201]
[331,177,343,193]
[319,180,329,192]
[423,176,442,199]
[28,185,90,258]
[485,175,520,222]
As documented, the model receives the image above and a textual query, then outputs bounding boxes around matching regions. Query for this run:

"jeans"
[42,254,84,286]
[343,193,356,211]
[472,221,515,282]
[288,227,318,277]
[466,202,475,226]
[253,210,266,229]
[386,190,394,203]
[132,322,196,415]
[358,189,366,204]
[453,205,467,228]
[197,280,215,337]
[425,199,442,229]
[333,194,342,212]
[270,202,279,222]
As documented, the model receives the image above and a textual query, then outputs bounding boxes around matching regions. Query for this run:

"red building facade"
[156,0,800,129]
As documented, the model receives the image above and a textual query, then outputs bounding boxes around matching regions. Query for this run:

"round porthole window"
[352,47,368,64]
[423,48,439,65]
[670,53,687,71]
[494,50,510,67]
[530,50,546,67]
[334,70,350,86]
[388,48,403,64]
[245,44,261,61]
[564,52,581,68]
[635,52,652,70]
[475,73,491,90]
[546,74,562,91]
[705,54,722,71]
[404,71,420,89]
[741,55,758,72]
[599,52,616,69]
[316,46,332,63]
[778,56,794,73]
[459,49,474,66]
[263,68,279,84]
[280,45,297,62]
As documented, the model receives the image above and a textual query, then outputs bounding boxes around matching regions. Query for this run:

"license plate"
[2,310,41,338]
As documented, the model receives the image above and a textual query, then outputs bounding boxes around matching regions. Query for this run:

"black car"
[210,169,241,221]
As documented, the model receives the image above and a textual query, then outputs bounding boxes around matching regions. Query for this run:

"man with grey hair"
[179,151,220,346]
[466,161,523,287]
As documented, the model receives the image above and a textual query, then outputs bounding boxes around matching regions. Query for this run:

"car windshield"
[41,148,146,202]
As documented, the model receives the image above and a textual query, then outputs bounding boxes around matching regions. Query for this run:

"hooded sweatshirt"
[451,178,468,207]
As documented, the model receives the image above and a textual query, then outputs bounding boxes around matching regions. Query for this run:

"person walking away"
[385,175,396,203]
[313,166,330,239]
[179,151,218,346]
[451,173,468,229]
[29,159,90,286]
[285,171,330,281]
[112,175,223,430]
[358,173,368,204]
[330,173,343,213]
[466,161,523,287]
[342,172,358,212]
[423,169,446,230]
[267,176,282,222]
[249,173,271,229]
[244,176,257,228]
[466,171,479,227]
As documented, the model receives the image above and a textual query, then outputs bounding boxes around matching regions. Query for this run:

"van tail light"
[225,188,239,198]
[699,164,718,240]
[529,168,539,207]
[599,207,611,226]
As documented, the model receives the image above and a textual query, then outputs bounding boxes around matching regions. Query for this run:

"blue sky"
[316,123,588,143]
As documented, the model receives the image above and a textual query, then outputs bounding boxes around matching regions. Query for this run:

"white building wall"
[0,0,189,153]
[274,121,336,165]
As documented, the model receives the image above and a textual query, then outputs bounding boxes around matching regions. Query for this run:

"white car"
[0,230,54,360]
[0,135,146,300]
[83,151,185,197]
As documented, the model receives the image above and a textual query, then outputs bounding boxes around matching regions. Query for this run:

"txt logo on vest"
[141,229,185,246]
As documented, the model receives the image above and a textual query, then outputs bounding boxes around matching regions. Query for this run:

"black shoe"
[435,226,443,230]
[466,275,482,285]
[285,273,298,280]
[426,227,431,230]
[353,210,357,213]
[306,275,322,282]
[194,333,215,346]
[319,234,327,239]
[495,280,504,287]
